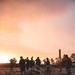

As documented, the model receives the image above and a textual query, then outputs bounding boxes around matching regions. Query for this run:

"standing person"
[44,58,50,74]
[10,59,14,72]
[35,57,41,66]
[30,56,35,68]
[26,57,30,70]
[65,55,72,75]
[19,56,25,74]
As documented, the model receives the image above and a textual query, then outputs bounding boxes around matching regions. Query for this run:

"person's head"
[65,55,68,58]
[46,58,49,61]
[31,56,33,60]
[37,57,39,59]
[26,57,28,59]
[20,56,23,59]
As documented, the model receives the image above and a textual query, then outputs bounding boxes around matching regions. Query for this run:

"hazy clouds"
[0,0,75,59]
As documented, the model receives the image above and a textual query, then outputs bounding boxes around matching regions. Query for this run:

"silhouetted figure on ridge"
[24,58,27,70]
[65,55,72,75]
[35,57,41,66]
[19,56,25,74]
[26,57,30,70]
[43,58,50,74]
[46,58,50,73]
[30,56,35,68]
[10,59,14,72]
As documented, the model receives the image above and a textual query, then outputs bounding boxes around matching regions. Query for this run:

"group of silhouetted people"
[19,56,50,74]
[9,54,72,75]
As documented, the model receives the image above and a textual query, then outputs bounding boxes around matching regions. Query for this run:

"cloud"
[0,0,75,59]
[0,0,73,21]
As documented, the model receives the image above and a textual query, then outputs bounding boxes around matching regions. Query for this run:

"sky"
[0,0,75,63]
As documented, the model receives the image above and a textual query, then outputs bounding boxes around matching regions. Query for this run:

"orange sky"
[0,0,75,63]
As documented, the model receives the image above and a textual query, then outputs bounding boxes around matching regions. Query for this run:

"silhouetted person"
[45,58,50,74]
[26,57,30,70]
[30,56,35,68]
[65,55,72,75]
[19,56,25,74]
[24,58,27,70]
[35,57,41,66]
[10,59,14,72]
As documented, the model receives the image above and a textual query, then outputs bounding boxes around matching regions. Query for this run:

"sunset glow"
[0,52,13,63]
[0,0,75,63]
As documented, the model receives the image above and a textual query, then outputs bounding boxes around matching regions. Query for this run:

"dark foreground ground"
[0,63,75,75]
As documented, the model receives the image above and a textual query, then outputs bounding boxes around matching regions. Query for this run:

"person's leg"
[47,67,50,74]
[66,68,71,75]
[68,69,71,75]
[20,67,23,75]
